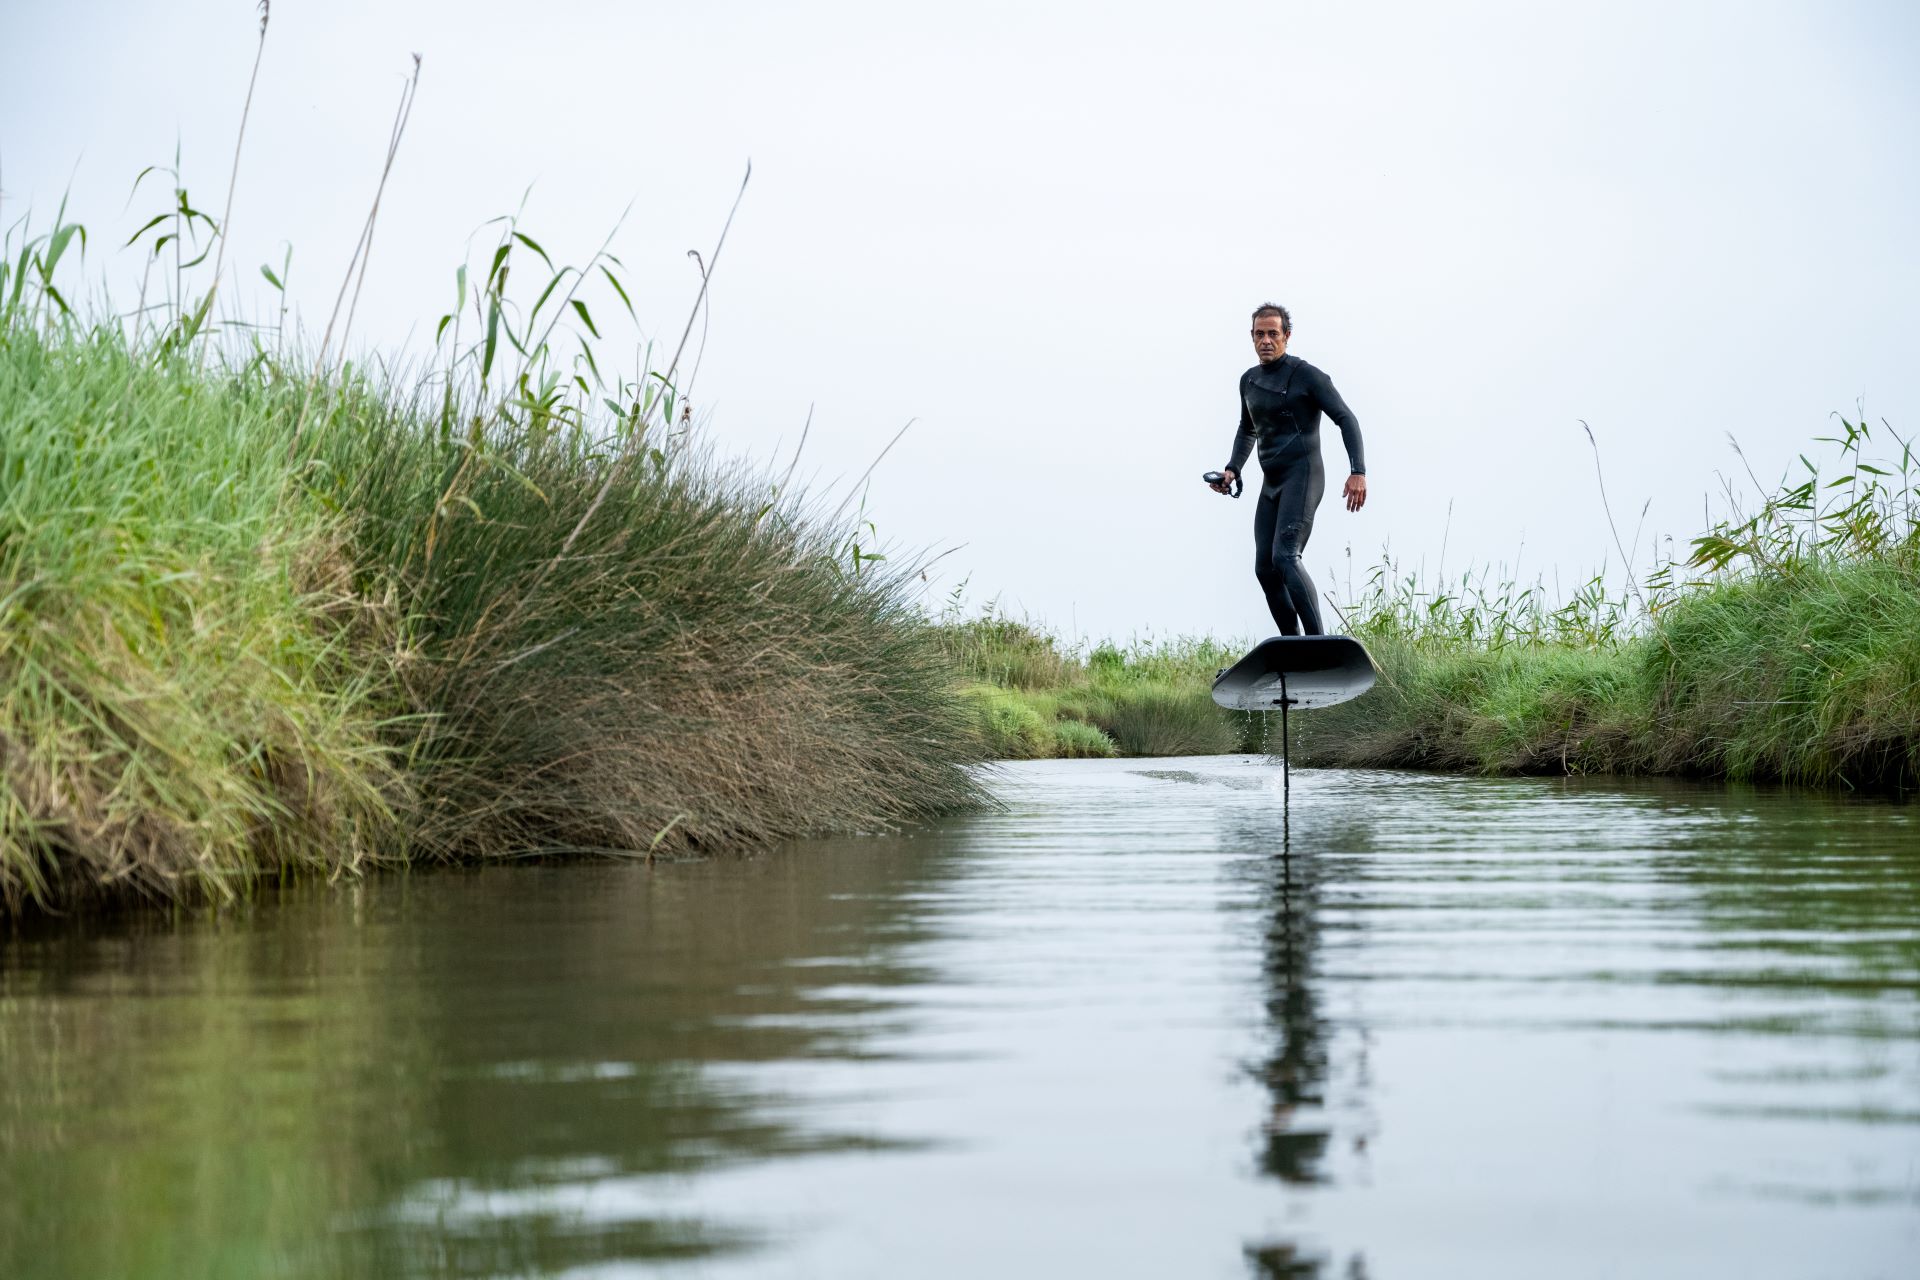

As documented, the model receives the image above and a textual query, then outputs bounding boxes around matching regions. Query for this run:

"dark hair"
[1250,302,1292,336]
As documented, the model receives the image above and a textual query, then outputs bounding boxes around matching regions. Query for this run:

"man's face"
[1251,316,1288,362]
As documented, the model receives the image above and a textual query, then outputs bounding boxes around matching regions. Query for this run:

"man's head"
[1250,303,1291,363]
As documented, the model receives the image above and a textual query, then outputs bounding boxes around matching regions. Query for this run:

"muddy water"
[3,759,1916,1278]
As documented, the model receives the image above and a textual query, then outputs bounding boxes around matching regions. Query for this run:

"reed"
[0,22,982,913]
[0,323,399,910]
[938,615,1252,759]
[1301,418,1920,789]
[323,377,983,860]
[0,210,983,911]
[951,420,1920,791]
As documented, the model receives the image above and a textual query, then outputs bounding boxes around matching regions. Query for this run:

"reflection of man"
[1210,304,1367,635]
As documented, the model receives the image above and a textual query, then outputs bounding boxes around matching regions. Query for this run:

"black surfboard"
[1210,635,1377,711]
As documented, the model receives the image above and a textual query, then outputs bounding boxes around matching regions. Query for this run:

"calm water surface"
[3,760,1917,1278]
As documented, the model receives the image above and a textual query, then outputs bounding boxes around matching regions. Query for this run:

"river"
[3,758,1916,1277]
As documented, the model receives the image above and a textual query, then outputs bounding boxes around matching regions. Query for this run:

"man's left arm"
[1314,369,1367,512]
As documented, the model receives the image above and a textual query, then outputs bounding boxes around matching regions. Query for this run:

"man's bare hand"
[1343,473,1367,512]
[1211,468,1238,495]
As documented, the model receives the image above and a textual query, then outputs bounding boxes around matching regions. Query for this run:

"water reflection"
[0,833,959,1278]
[1229,790,1379,1276]
[1251,812,1334,1185]
[1227,770,1919,1277]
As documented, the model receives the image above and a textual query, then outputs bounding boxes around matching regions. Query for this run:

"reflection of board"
[1210,635,1377,711]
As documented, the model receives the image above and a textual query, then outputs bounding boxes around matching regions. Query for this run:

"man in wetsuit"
[1210,303,1366,635]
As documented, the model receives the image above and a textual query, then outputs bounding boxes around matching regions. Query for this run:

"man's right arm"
[1225,377,1254,480]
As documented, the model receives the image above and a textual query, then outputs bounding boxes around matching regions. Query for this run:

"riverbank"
[938,618,1256,759]
[953,423,1920,792]
[1304,423,1920,790]
[1297,558,1920,788]
[0,248,982,916]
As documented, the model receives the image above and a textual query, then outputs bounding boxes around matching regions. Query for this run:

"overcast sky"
[5,0,1917,643]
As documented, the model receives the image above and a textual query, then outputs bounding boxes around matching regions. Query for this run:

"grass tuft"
[948,420,1920,791]
[0,329,399,910]
[941,617,1254,759]
[330,402,982,858]
[1,154,984,913]
[1302,418,1920,790]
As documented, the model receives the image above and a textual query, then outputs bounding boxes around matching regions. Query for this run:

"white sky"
[5,0,1917,643]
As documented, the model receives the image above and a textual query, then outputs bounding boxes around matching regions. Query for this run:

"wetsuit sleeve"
[1226,377,1255,475]
[1312,368,1365,475]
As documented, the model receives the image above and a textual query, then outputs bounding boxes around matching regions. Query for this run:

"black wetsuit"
[1225,354,1364,635]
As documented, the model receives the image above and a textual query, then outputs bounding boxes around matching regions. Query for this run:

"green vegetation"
[951,421,1920,795]
[0,149,979,915]
[939,616,1256,758]
[0,326,400,910]
[1300,419,1920,790]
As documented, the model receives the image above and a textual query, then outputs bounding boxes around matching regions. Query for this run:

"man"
[1212,303,1367,635]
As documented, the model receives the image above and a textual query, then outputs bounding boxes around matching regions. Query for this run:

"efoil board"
[1210,635,1377,711]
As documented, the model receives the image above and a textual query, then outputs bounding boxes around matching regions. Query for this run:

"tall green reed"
[0,10,983,910]
[1306,418,1920,788]
[1338,415,1916,652]
[0,322,400,909]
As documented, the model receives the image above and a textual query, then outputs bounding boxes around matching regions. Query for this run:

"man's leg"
[1270,458,1327,635]
[1253,481,1301,635]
